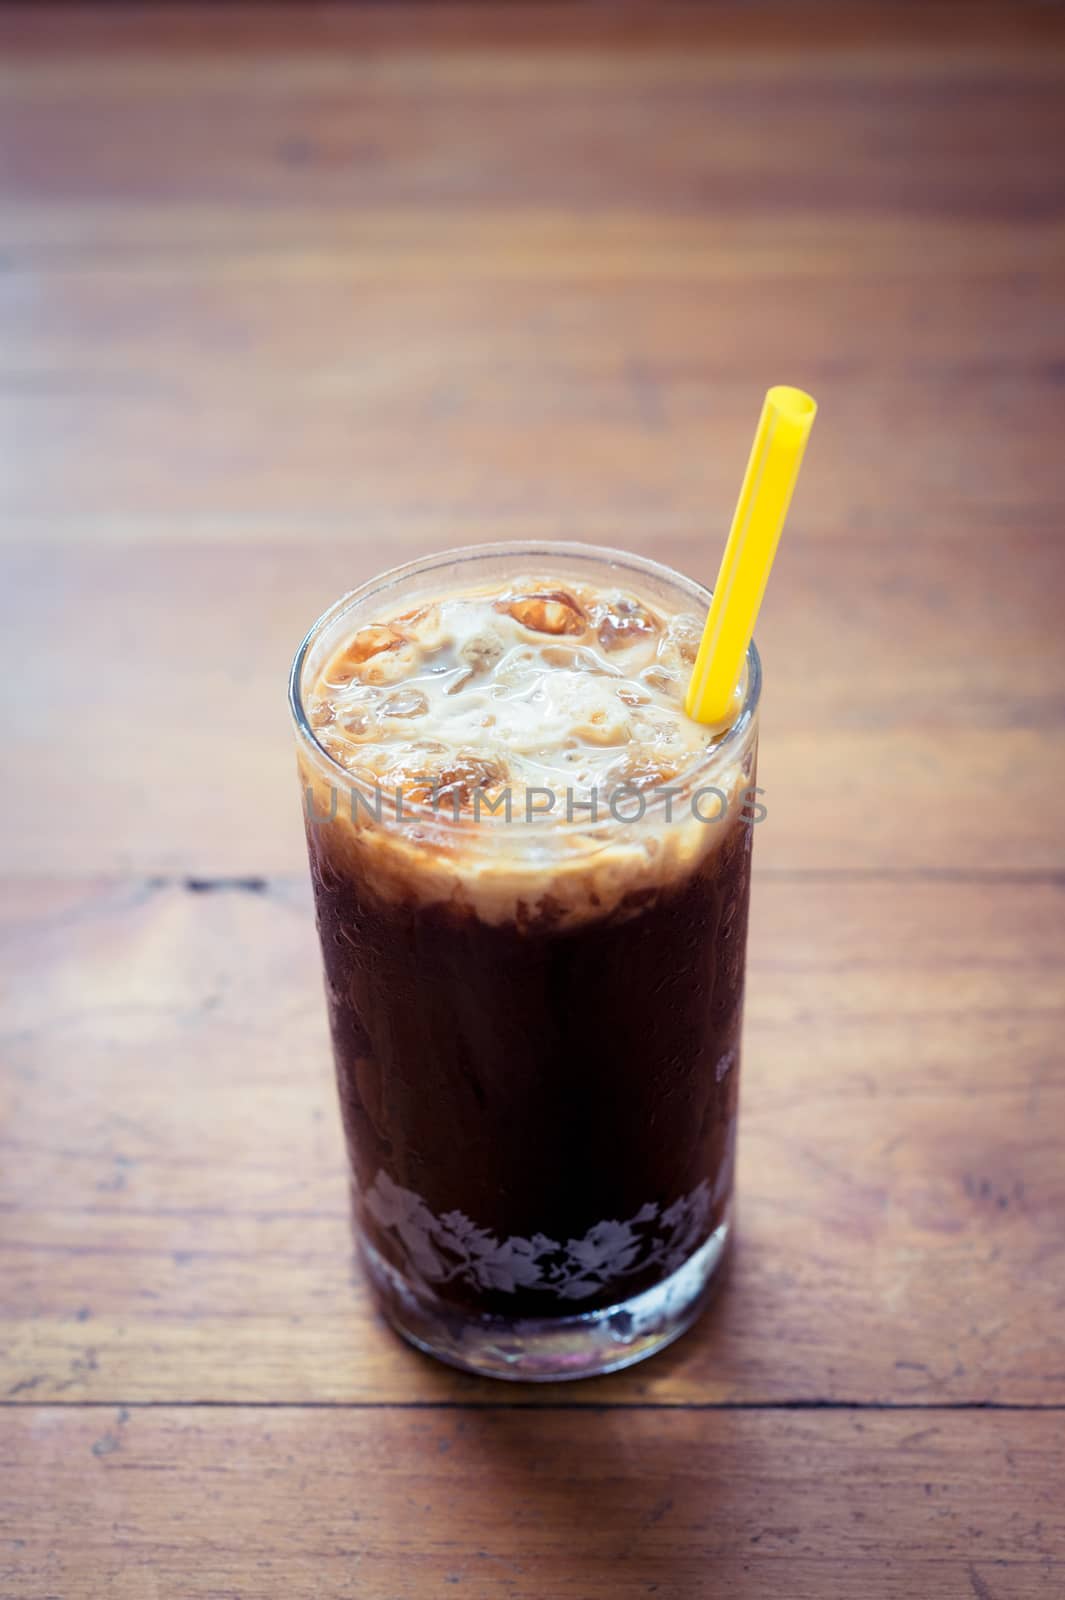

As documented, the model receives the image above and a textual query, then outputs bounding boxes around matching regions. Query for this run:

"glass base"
[360,1212,730,1382]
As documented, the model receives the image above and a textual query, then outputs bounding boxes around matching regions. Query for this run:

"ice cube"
[380,688,428,719]
[392,601,449,653]
[640,664,679,696]
[593,595,660,652]
[363,642,418,686]
[657,614,702,669]
[606,754,680,792]
[335,625,403,672]
[315,723,371,770]
[460,633,504,673]
[495,590,587,636]
[387,748,508,811]
[392,605,432,629]
[434,754,509,808]
[340,708,377,738]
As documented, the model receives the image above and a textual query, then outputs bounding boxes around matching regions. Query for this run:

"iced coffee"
[289,543,760,1379]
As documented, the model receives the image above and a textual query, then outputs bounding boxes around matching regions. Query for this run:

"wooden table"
[2,5,1064,1594]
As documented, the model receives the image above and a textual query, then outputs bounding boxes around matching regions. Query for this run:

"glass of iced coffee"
[289,542,759,1380]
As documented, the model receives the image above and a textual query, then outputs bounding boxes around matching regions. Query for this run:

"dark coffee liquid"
[308,808,752,1320]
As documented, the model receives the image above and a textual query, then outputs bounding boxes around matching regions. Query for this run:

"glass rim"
[288,540,762,838]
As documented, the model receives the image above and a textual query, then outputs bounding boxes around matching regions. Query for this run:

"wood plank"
[5,65,1062,219]
[3,3,1062,275]
[2,1406,1062,1598]
[2,0,1063,68]
[4,370,1065,537]
[6,275,1062,397]
[3,5,1063,301]
[4,210,1063,287]
[1,534,1061,876]
[2,874,1062,1405]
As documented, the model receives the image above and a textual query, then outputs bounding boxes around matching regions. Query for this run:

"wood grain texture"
[2,6,1064,550]
[2,2,1064,1592]
[2,1407,1062,1599]
[3,873,1062,1405]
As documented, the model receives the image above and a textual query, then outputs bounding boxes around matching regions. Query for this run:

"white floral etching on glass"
[363,1137,733,1302]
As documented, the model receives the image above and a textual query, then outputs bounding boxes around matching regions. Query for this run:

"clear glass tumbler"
[289,542,760,1379]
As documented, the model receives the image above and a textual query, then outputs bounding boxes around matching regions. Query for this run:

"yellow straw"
[686,385,817,727]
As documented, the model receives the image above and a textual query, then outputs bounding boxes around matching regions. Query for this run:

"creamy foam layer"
[309,578,718,799]
[299,574,753,925]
